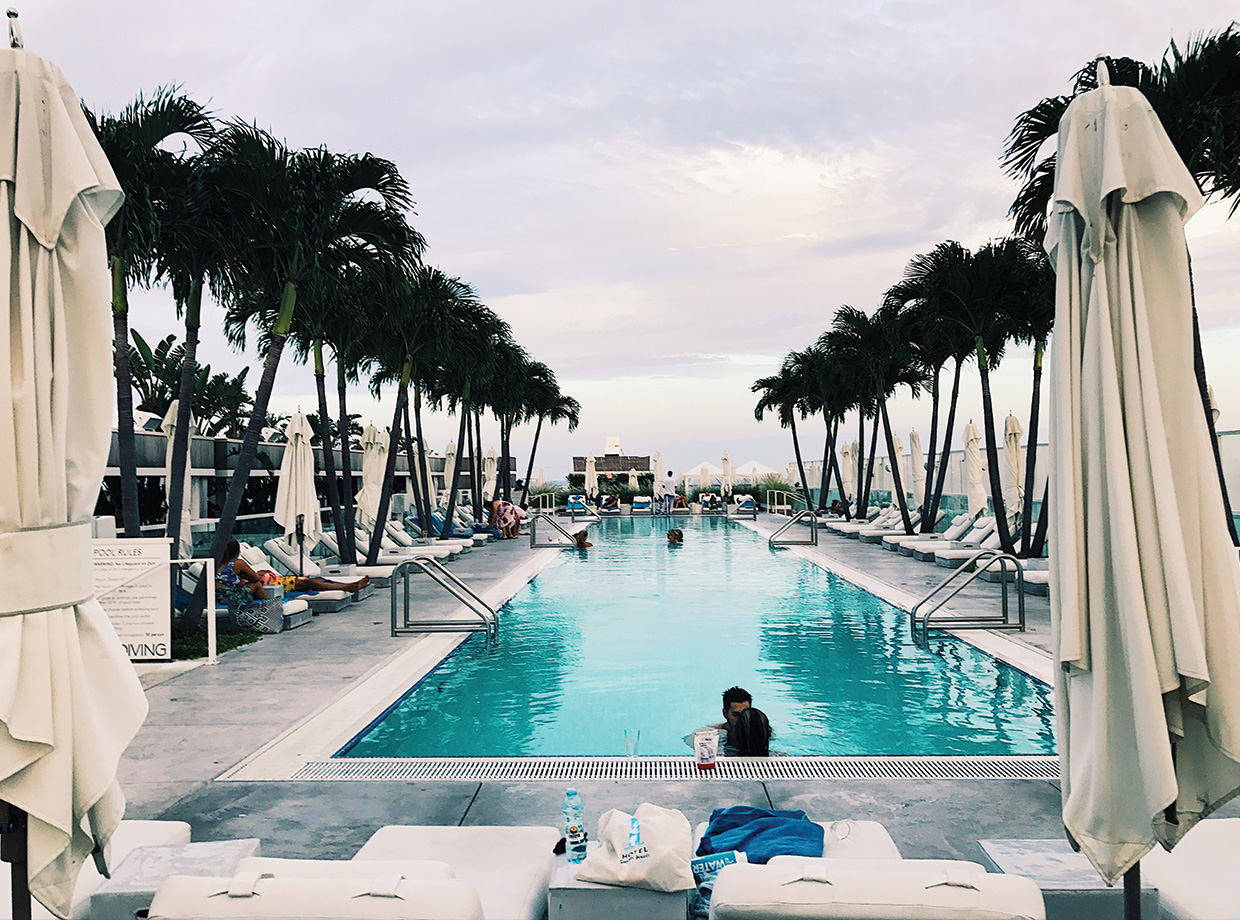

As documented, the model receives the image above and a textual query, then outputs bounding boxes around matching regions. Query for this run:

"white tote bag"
[574,803,694,892]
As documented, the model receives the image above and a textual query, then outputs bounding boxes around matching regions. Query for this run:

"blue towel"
[696,806,824,864]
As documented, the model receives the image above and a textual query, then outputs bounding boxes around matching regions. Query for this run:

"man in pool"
[687,686,752,753]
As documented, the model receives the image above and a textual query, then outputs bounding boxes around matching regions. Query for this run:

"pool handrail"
[769,509,818,547]
[766,489,808,516]
[390,556,497,640]
[529,511,581,548]
[910,549,1026,643]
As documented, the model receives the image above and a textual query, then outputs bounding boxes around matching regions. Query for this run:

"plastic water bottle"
[562,788,587,863]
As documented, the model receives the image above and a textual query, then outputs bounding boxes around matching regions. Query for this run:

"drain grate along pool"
[290,756,1059,782]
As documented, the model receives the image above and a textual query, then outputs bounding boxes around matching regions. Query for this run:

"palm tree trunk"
[112,257,141,537]
[881,401,914,534]
[860,412,881,514]
[165,276,203,558]
[472,410,484,522]
[920,366,942,532]
[855,413,865,515]
[789,414,811,510]
[827,424,851,520]
[442,381,471,538]
[314,340,347,560]
[1020,338,1045,555]
[817,421,833,512]
[336,361,357,564]
[520,415,543,508]
[412,386,435,535]
[930,358,963,524]
[501,414,512,502]
[400,399,425,535]
[977,338,1016,554]
[186,281,297,630]
[1030,480,1050,558]
[367,360,410,565]
[465,411,478,522]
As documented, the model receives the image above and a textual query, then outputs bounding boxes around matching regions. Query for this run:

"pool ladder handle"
[529,511,584,548]
[909,549,1026,641]
[768,509,819,547]
[390,556,498,639]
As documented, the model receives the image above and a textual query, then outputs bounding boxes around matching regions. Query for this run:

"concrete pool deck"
[121,515,1237,871]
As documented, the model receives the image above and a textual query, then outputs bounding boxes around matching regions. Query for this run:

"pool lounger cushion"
[0,820,191,920]
[261,539,373,604]
[147,874,484,920]
[353,825,560,920]
[1022,570,1049,595]
[242,542,350,613]
[709,856,1045,920]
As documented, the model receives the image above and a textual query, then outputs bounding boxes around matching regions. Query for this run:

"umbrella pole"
[1123,862,1140,920]
[0,801,32,920]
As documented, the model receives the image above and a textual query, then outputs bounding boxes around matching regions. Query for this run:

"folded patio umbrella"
[353,424,387,528]
[440,440,457,506]
[160,399,196,559]
[652,451,664,497]
[839,442,854,502]
[962,422,988,517]
[273,411,321,571]
[0,45,148,918]
[909,430,925,512]
[582,454,596,499]
[1003,414,1024,528]
[1046,63,1240,904]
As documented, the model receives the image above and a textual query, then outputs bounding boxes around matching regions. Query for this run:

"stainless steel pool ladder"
[529,511,582,548]
[727,500,758,520]
[769,509,818,547]
[565,504,602,523]
[390,556,497,640]
[910,549,1026,643]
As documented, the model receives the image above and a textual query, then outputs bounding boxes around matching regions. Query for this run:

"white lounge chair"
[631,495,654,515]
[933,529,1003,568]
[262,537,373,606]
[824,506,894,535]
[240,542,351,614]
[317,532,403,587]
[857,509,933,543]
[710,856,1044,920]
[911,516,996,562]
[562,494,594,516]
[598,496,622,516]
[882,511,975,553]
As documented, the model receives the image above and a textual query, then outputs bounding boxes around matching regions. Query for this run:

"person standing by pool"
[661,470,677,514]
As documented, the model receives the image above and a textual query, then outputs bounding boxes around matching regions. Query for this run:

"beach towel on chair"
[696,806,823,864]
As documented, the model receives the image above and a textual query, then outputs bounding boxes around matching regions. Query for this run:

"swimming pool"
[340,517,1055,758]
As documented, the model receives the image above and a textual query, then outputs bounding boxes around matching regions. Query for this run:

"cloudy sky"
[36,1,1240,479]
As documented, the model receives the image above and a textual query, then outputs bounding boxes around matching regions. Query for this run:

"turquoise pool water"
[341,517,1055,757]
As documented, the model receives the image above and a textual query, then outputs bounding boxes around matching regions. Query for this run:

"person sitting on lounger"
[600,494,620,512]
[671,493,690,510]
[218,539,369,601]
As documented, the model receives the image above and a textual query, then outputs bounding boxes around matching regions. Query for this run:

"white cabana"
[735,460,775,484]
[0,46,148,918]
[962,422,988,517]
[1047,65,1240,889]
[583,455,597,498]
[161,399,196,558]
[354,425,388,527]
[1003,414,1025,528]
[688,461,724,491]
[909,430,925,511]
[721,453,734,496]
[273,411,322,569]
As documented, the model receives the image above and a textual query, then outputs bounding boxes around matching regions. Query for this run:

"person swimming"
[667,528,683,544]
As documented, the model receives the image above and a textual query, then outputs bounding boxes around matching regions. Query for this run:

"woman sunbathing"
[217,539,369,602]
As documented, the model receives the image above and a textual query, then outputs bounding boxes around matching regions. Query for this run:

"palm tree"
[88,89,214,536]
[519,384,581,508]
[753,354,813,509]
[183,130,420,626]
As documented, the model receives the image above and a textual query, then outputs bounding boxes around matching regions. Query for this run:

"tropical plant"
[519,389,581,508]
[126,329,253,437]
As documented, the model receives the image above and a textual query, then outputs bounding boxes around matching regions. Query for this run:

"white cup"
[694,729,719,770]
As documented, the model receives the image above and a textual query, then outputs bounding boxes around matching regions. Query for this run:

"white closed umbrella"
[483,449,498,502]
[354,425,388,528]
[839,443,854,501]
[721,453,734,496]
[1003,414,1025,529]
[1046,64,1240,893]
[0,44,148,919]
[582,455,597,498]
[888,434,904,499]
[627,467,639,489]
[652,451,664,497]
[441,440,457,508]
[697,464,711,492]
[161,399,196,558]
[909,430,925,512]
[535,467,545,488]
[273,411,321,571]
[962,422,988,517]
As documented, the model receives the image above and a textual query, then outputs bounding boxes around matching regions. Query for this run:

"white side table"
[547,843,690,920]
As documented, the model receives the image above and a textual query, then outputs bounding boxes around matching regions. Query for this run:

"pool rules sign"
[92,537,172,661]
